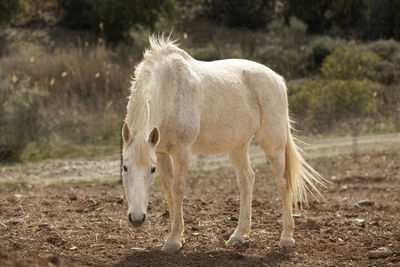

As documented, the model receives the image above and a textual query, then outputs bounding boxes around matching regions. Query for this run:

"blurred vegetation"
[203,0,275,29]
[0,76,45,161]
[0,0,399,162]
[57,0,178,43]
[0,0,19,26]
[288,79,379,129]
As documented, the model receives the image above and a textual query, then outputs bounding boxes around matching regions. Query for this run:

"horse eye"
[151,167,156,173]
[123,165,128,172]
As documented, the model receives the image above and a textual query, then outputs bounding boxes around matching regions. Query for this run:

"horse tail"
[284,116,327,209]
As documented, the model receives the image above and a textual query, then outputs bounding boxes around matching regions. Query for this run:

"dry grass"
[0,43,131,112]
[0,41,133,161]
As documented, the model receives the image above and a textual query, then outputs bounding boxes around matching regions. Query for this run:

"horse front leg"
[156,153,174,221]
[162,146,190,253]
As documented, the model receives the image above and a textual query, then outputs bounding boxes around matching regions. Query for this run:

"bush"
[288,17,307,38]
[203,0,275,29]
[366,40,400,84]
[0,0,19,26]
[267,17,307,39]
[288,79,379,128]
[367,39,400,61]
[0,76,45,162]
[191,45,220,61]
[309,36,343,71]
[321,46,381,80]
[58,0,178,43]
[257,45,306,79]
[374,61,399,85]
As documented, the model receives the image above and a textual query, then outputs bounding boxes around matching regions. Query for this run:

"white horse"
[121,35,325,253]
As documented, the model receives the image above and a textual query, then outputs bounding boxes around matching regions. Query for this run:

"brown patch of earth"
[0,150,399,266]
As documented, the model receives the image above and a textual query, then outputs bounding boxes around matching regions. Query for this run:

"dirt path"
[1,133,399,185]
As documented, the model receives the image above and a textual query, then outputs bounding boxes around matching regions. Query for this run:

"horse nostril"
[128,213,133,224]
[142,214,146,222]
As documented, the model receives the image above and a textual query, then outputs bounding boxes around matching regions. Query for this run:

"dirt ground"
[0,150,399,266]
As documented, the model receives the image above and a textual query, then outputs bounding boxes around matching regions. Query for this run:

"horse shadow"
[114,248,291,267]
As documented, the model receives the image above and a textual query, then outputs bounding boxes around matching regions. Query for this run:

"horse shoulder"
[157,56,201,146]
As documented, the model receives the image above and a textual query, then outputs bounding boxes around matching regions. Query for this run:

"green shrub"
[367,39,400,61]
[310,80,378,125]
[288,79,379,128]
[288,17,307,38]
[287,79,320,119]
[321,46,381,80]
[0,76,45,162]
[191,45,220,61]
[0,0,19,26]
[309,36,343,71]
[267,17,307,39]
[257,45,305,79]
[374,61,399,84]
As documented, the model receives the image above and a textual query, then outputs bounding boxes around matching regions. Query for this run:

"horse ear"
[148,127,160,146]
[122,123,131,143]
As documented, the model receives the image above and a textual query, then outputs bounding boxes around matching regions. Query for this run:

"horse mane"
[124,34,187,167]
[133,34,190,79]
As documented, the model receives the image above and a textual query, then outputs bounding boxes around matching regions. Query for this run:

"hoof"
[279,237,295,248]
[226,235,244,247]
[162,241,182,253]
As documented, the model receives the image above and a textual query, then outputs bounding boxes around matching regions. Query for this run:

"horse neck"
[127,89,158,137]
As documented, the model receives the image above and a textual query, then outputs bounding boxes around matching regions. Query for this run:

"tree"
[58,0,178,43]
[204,0,275,29]
[364,0,400,40]
[0,0,19,26]
[284,0,365,34]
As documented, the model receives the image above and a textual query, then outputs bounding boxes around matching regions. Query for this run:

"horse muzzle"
[128,213,146,227]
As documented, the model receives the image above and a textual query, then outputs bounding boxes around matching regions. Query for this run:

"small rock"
[14,194,23,198]
[338,238,344,242]
[131,247,145,251]
[230,216,238,222]
[369,221,380,227]
[354,219,366,227]
[192,232,200,236]
[69,246,77,251]
[90,243,104,248]
[353,203,363,210]
[38,223,49,229]
[369,247,392,259]
[356,200,375,207]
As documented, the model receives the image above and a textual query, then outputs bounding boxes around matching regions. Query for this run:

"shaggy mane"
[124,34,187,167]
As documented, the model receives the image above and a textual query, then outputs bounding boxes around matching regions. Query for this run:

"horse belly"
[191,104,258,155]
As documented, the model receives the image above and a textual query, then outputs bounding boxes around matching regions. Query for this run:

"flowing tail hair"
[284,117,328,209]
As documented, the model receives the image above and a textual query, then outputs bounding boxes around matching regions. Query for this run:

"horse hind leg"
[226,141,255,246]
[256,131,295,248]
